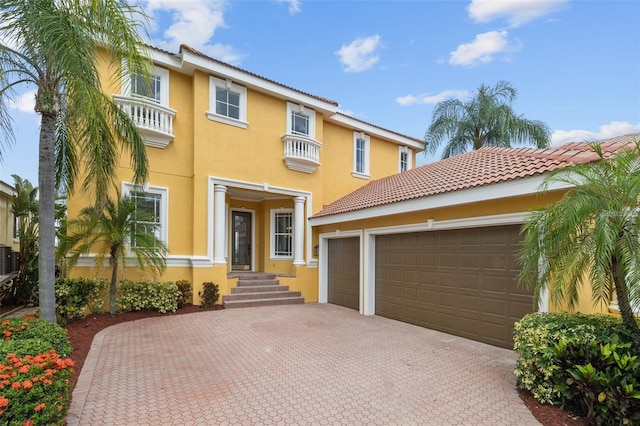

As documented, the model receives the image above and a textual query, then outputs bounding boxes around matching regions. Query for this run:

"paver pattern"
[66,303,539,425]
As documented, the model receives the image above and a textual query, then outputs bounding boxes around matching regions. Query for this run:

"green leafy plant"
[55,277,106,321]
[175,280,192,308]
[514,312,640,425]
[117,280,180,314]
[0,351,73,425]
[199,282,219,309]
[1,318,72,358]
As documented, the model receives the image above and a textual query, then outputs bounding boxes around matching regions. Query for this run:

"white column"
[213,185,227,265]
[293,196,305,266]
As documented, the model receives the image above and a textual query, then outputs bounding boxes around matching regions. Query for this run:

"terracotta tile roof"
[313,133,640,218]
[176,44,340,107]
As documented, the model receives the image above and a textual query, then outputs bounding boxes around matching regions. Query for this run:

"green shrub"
[1,318,72,357]
[55,277,106,321]
[117,280,181,313]
[0,351,73,425]
[199,282,219,309]
[0,317,73,425]
[175,280,193,308]
[514,312,640,425]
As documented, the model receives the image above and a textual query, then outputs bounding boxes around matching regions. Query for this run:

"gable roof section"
[312,133,640,219]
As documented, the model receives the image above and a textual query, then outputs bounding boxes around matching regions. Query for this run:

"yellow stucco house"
[0,179,19,300]
[309,133,640,348]
[67,44,424,306]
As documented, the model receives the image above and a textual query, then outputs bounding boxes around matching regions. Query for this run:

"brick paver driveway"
[67,303,539,425]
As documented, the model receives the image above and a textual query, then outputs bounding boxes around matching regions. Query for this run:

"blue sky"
[2,0,639,186]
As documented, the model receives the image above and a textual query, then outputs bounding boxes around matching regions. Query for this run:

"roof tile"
[313,133,640,218]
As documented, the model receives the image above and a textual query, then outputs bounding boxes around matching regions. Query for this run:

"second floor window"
[131,73,161,103]
[286,102,316,140]
[215,87,240,119]
[208,77,248,128]
[398,146,413,172]
[352,132,370,178]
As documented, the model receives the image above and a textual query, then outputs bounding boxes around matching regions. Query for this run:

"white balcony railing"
[282,134,322,173]
[113,95,176,149]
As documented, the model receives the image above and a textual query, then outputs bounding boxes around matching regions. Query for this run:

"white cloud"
[8,90,36,114]
[396,90,469,106]
[551,121,640,146]
[449,30,520,67]
[142,0,245,65]
[276,0,301,14]
[336,35,381,73]
[468,0,569,27]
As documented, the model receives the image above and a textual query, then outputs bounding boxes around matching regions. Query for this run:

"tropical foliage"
[0,0,151,321]
[11,175,39,304]
[519,143,640,353]
[62,195,167,315]
[425,80,551,158]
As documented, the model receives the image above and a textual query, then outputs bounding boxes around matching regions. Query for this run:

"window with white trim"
[399,146,412,172]
[286,102,315,139]
[207,77,248,128]
[352,132,370,178]
[123,183,168,248]
[124,65,170,106]
[271,209,293,258]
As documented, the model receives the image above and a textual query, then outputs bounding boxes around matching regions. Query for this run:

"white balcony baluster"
[113,95,176,149]
[282,134,322,173]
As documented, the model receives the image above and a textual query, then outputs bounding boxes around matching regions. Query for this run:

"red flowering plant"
[0,317,74,425]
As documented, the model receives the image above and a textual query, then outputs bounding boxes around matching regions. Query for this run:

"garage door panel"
[376,225,535,349]
[328,238,359,310]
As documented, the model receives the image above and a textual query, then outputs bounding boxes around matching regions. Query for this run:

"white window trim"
[398,146,412,172]
[270,208,294,259]
[286,102,316,140]
[352,132,370,179]
[122,64,170,107]
[122,182,169,247]
[207,76,248,129]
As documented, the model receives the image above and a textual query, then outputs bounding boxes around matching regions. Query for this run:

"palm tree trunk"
[110,252,119,315]
[38,113,57,322]
[612,259,640,354]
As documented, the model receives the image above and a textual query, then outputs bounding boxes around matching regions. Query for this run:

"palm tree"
[11,175,39,303]
[63,194,167,315]
[425,81,551,159]
[519,143,640,354]
[0,0,151,321]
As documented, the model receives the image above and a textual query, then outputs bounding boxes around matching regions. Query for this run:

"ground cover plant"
[0,316,74,425]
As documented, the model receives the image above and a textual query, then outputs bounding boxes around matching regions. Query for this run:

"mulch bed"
[7,302,591,426]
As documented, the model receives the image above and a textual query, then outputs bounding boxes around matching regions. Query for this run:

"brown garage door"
[328,237,359,310]
[375,225,534,348]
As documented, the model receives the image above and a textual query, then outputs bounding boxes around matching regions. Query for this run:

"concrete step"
[223,296,305,309]
[223,290,302,302]
[236,279,281,287]
[228,273,277,281]
[231,285,289,294]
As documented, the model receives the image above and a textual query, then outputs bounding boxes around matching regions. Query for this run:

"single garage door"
[375,225,534,348]
[327,237,359,310]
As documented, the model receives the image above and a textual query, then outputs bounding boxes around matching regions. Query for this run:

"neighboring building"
[0,180,18,276]
[67,44,424,303]
[309,133,640,348]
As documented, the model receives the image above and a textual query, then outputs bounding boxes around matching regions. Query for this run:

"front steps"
[222,273,304,309]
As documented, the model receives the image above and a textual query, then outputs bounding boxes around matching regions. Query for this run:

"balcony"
[282,134,322,174]
[114,95,176,149]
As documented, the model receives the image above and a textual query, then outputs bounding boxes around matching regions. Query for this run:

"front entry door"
[232,211,252,271]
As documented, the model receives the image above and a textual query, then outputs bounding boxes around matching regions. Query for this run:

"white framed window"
[123,65,170,107]
[122,183,168,248]
[286,102,315,139]
[207,77,248,128]
[399,146,412,172]
[352,132,370,179]
[270,209,294,258]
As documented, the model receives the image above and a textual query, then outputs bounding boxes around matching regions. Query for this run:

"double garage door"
[327,225,534,349]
